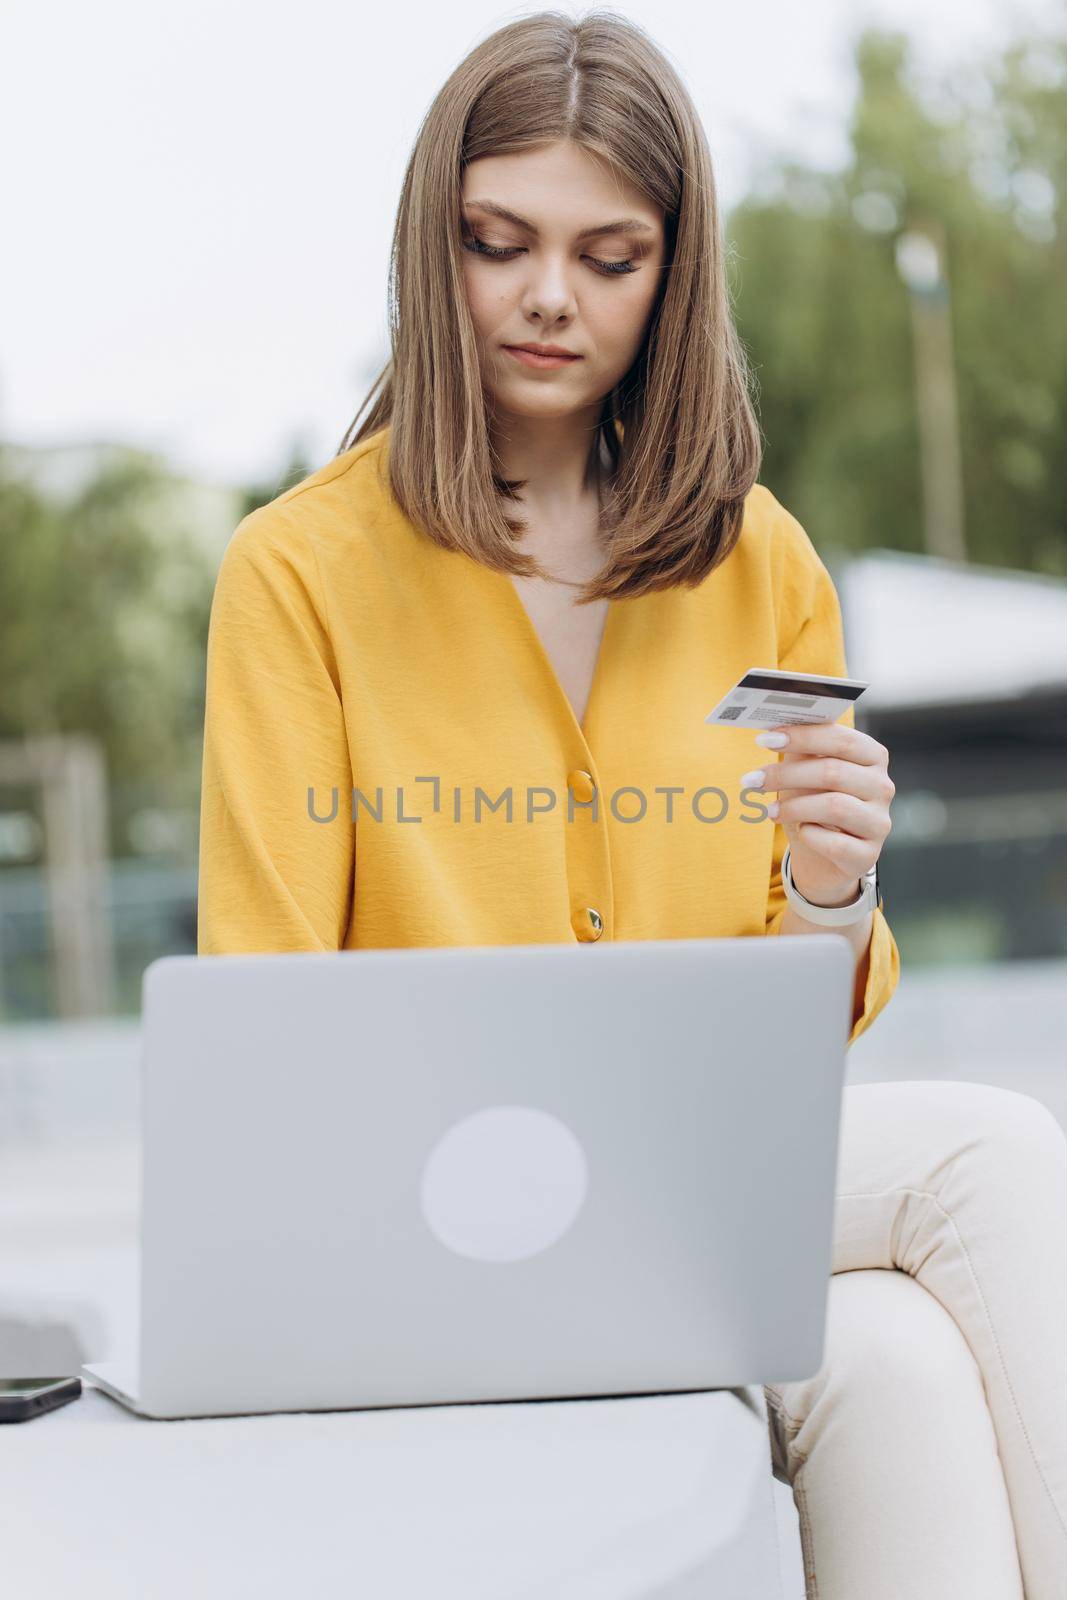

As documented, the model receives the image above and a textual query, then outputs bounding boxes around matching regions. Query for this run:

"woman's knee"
[924,1083,1067,1200]
[931,1080,1063,1143]
[840,1079,1067,1196]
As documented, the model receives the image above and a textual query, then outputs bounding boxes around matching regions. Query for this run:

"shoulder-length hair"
[336,8,763,604]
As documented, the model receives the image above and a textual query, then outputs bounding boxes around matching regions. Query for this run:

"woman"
[197,12,1067,1595]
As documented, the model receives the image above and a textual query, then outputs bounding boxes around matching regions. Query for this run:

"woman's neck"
[491,405,606,515]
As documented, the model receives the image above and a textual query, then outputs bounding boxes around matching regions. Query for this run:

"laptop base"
[81,1361,145,1415]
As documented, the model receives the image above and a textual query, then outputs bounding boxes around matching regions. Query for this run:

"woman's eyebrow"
[462,199,655,240]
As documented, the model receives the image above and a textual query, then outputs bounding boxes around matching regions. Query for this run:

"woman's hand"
[742,722,895,908]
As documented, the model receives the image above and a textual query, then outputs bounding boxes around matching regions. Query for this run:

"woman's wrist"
[791,865,863,908]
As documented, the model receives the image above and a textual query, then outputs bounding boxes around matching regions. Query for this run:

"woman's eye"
[461,235,637,276]
[592,256,638,276]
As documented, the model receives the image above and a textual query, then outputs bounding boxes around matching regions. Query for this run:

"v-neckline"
[491,567,617,745]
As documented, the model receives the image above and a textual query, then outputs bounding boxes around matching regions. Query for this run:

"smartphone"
[0,1375,82,1423]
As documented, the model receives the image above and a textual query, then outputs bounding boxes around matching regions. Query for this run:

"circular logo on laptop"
[419,1105,588,1263]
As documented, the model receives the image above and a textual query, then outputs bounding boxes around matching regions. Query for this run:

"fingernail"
[740,769,765,789]
[756,732,789,748]
[768,800,780,818]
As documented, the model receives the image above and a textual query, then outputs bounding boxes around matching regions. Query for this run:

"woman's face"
[460,140,667,422]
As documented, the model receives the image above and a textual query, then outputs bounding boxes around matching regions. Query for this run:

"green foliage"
[729,24,1067,574]
[0,449,217,856]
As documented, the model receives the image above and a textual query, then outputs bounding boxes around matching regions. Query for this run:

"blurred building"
[836,548,1067,966]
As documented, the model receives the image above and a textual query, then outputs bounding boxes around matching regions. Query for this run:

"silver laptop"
[84,935,853,1420]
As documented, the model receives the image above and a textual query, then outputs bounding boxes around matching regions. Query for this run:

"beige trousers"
[765,1080,1067,1600]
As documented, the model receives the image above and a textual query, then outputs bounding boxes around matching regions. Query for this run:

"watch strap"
[781,846,880,927]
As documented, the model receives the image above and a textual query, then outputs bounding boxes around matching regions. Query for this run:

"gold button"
[568,769,597,805]
[572,907,604,942]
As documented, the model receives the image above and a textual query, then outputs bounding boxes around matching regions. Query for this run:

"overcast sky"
[3,0,1058,489]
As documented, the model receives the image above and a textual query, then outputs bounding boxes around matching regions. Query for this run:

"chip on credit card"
[705,667,868,728]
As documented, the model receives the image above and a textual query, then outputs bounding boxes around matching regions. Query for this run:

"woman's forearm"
[779,900,874,1031]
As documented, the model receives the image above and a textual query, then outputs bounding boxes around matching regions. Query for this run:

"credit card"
[705,667,868,728]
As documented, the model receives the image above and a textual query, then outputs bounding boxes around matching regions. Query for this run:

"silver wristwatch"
[781,846,881,926]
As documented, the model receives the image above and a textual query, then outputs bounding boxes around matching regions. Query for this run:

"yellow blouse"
[197,425,900,1047]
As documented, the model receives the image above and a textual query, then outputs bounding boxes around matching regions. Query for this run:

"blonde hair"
[336,8,762,603]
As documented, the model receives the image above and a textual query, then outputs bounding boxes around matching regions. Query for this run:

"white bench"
[7,1378,785,1598]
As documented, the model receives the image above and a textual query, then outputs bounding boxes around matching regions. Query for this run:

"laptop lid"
[134,936,852,1418]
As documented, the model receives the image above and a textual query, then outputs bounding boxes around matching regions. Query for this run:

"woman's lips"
[502,346,582,369]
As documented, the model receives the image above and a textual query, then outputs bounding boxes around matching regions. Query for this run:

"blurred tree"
[728,23,1067,575]
[0,447,217,858]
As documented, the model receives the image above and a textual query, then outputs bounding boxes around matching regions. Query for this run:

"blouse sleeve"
[763,504,901,1048]
[196,508,355,954]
